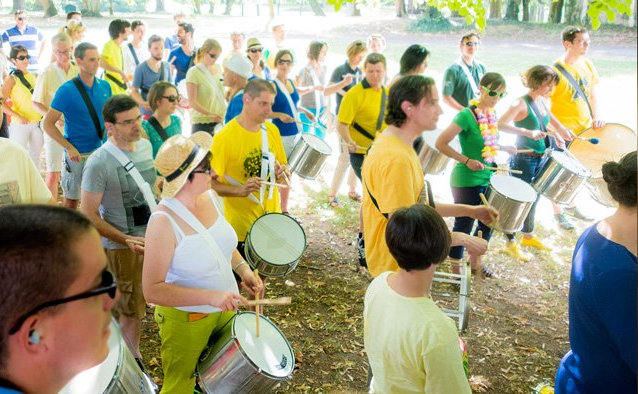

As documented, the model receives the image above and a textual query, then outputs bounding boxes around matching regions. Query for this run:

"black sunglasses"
[248,48,262,53]
[17,17,26,21]
[9,270,117,335]
[15,55,30,61]
[162,95,181,103]
[278,59,292,65]
[465,41,479,47]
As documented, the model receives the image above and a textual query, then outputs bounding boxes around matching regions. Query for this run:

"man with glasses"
[0,10,45,72]
[81,95,156,366]
[442,32,486,111]
[169,22,195,85]
[33,32,79,202]
[0,205,117,393]
[42,42,112,209]
[131,35,172,117]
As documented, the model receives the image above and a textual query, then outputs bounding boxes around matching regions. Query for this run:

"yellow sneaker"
[521,235,550,250]
[502,241,531,262]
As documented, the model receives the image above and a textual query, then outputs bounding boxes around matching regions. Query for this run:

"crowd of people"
[0,9,635,394]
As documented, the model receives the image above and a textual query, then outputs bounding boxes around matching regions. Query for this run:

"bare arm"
[129,87,150,111]
[211,177,261,197]
[589,84,604,128]
[2,77,25,121]
[337,121,356,152]
[99,58,127,82]
[435,121,466,163]
[32,101,48,116]
[442,95,464,111]
[324,76,352,96]
[42,108,83,161]
[498,99,539,138]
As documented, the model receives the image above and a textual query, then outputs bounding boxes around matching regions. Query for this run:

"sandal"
[348,191,362,203]
[328,195,342,208]
[472,265,495,279]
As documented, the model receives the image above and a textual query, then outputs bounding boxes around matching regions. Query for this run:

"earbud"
[28,330,40,344]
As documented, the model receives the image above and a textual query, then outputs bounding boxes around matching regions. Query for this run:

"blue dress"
[555,225,637,393]
[270,78,300,137]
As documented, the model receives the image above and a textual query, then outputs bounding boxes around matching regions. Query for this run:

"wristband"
[233,261,248,272]
[464,157,470,165]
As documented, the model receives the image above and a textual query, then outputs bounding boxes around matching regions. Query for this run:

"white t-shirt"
[123,41,150,78]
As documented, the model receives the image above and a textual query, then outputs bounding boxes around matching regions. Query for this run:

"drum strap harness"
[523,95,551,149]
[10,69,34,94]
[273,78,302,134]
[352,82,387,142]
[456,57,483,99]
[103,140,158,212]
[260,124,276,206]
[365,179,435,219]
[554,62,594,120]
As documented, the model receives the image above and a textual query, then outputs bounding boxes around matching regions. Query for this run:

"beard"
[152,54,163,61]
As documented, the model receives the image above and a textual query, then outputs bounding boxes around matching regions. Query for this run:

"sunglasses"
[162,95,181,103]
[465,41,479,47]
[248,48,262,53]
[9,270,117,335]
[15,55,30,61]
[482,86,507,98]
[17,17,26,21]
[278,59,292,65]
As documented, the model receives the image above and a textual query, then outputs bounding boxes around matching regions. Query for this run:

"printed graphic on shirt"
[0,181,20,205]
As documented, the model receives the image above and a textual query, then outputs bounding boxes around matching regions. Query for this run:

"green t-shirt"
[450,108,494,188]
[514,98,549,154]
[442,61,486,108]
[142,115,182,158]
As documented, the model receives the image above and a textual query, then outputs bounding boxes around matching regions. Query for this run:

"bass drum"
[569,123,636,206]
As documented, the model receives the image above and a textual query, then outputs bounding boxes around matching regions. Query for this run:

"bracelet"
[464,157,470,165]
[232,261,248,272]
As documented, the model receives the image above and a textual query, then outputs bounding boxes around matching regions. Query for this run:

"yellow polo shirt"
[337,79,387,154]
[550,58,599,133]
[33,63,79,107]
[102,39,127,95]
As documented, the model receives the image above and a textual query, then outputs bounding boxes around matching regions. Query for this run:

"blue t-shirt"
[51,77,112,154]
[164,35,179,51]
[169,46,193,85]
[132,60,171,115]
[271,78,300,137]
[555,225,637,394]
[1,25,43,66]
[225,91,244,124]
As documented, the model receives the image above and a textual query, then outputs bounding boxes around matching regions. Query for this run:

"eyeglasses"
[115,114,142,126]
[482,86,507,98]
[278,59,292,65]
[55,49,72,56]
[9,270,117,335]
[15,55,30,61]
[465,41,479,47]
[162,95,181,103]
[208,52,217,59]
[17,17,26,21]
[248,48,262,53]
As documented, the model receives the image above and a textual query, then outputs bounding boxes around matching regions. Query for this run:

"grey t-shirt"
[297,64,327,109]
[82,138,156,249]
[132,60,171,100]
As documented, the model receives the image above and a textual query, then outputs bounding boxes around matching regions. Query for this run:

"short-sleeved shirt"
[51,77,112,154]
[142,115,182,158]
[8,71,41,122]
[102,40,127,95]
[132,60,171,115]
[32,63,79,108]
[337,79,387,154]
[298,64,327,109]
[449,108,494,188]
[211,119,287,241]
[224,90,244,124]
[550,58,600,133]
[555,226,637,394]
[362,133,426,277]
[442,60,486,108]
[169,46,193,85]
[164,35,179,51]
[330,61,362,114]
[1,25,43,66]
[185,64,227,124]
[0,138,51,205]
[82,138,156,249]
[364,272,472,393]
[271,78,300,137]
[123,42,150,78]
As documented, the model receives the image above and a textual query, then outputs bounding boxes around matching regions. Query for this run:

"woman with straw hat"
[143,131,263,393]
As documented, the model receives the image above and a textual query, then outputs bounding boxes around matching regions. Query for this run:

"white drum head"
[550,151,591,177]
[490,175,537,203]
[302,134,332,155]
[233,313,294,377]
[249,214,305,265]
[59,321,121,393]
[421,130,461,151]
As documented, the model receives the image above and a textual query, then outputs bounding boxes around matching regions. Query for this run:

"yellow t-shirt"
[186,64,227,124]
[102,39,127,95]
[211,119,287,241]
[364,272,471,394]
[550,58,599,133]
[33,63,79,107]
[9,72,41,122]
[0,138,52,205]
[362,133,426,277]
[337,79,387,154]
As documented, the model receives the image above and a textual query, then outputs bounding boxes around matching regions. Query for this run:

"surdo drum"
[244,213,306,277]
[60,320,156,393]
[485,175,538,233]
[287,134,332,180]
[532,150,591,205]
[197,312,295,393]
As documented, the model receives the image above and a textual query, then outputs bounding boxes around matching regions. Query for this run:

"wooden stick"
[479,193,499,225]
[483,166,523,175]
[254,269,260,337]
[245,297,292,307]
[261,181,289,188]
[515,149,535,154]
[340,142,368,151]
[281,170,292,187]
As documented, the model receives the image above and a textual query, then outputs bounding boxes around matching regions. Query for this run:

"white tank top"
[151,191,240,313]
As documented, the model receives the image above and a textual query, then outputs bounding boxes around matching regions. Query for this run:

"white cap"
[223,52,253,80]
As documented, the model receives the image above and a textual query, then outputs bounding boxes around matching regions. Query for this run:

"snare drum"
[417,131,453,175]
[287,134,332,180]
[197,312,295,393]
[60,320,156,393]
[532,150,591,205]
[244,213,306,277]
[485,175,537,233]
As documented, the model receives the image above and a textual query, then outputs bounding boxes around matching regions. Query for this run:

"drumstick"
[340,142,368,151]
[260,181,289,188]
[254,269,260,337]
[479,193,499,225]
[483,166,523,175]
[541,131,599,145]
[515,149,535,154]
[245,297,292,307]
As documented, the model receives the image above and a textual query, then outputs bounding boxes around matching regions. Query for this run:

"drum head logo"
[277,354,288,370]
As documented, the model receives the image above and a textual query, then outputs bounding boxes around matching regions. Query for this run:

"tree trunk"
[351,1,361,16]
[193,0,202,13]
[108,0,114,15]
[268,0,275,17]
[565,0,584,23]
[504,0,521,20]
[224,0,233,15]
[156,0,166,12]
[39,0,58,16]
[12,0,25,11]
[550,0,564,23]
[82,0,101,16]
[208,0,215,14]
[522,0,530,20]
[490,0,503,18]
[396,0,406,17]
[307,0,325,16]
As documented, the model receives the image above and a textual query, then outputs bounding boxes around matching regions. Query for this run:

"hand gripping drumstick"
[541,131,599,145]
[483,166,523,175]
[254,269,260,337]
[479,193,499,227]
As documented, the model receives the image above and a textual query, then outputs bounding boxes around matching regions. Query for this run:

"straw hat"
[154,131,213,198]
[246,37,263,50]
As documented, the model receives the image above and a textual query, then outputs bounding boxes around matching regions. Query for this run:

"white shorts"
[43,131,64,172]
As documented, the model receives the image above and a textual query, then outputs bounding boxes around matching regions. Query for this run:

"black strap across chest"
[11,70,33,94]
[147,116,169,141]
[72,77,104,140]
[128,42,140,66]
[554,62,593,119]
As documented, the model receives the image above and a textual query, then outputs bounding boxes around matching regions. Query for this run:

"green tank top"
[514,97,550,154]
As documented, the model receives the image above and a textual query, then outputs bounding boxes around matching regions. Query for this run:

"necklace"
[470,99,499,164]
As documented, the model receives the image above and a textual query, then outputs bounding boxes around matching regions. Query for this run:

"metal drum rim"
[300,133,332,155]
[245,213,307,266]
[489,178,537,204]
[576,122,636,136]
